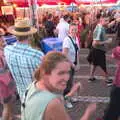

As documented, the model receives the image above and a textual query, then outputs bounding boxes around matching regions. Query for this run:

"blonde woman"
[21,51,96,120]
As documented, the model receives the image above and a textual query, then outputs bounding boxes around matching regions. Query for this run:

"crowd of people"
[0,7,120,120]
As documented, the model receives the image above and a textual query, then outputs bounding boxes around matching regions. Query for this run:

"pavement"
[0,47,117,120]
[67,48,115,120]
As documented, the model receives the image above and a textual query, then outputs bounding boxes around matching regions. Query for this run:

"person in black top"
[44,14,55,37]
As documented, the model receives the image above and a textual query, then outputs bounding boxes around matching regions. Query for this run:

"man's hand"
[86,103,97,114]
[92,40,98,47]
[116,18,120,22]
[80,103,97,120]
[105,38,112,44]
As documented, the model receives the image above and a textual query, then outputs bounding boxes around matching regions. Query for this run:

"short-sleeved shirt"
[93,24,106,51]
[56,20,69,41]
[4,43,44,99]
[63,36,79,63]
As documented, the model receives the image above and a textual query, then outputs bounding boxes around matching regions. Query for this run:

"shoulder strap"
[68,36,78,50]
[68,36,78,65]
[68,36,75,47]
[22,81,35,109]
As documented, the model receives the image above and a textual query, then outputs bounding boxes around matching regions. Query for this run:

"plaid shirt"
[4,43,44,99]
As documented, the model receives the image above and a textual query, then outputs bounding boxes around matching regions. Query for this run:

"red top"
[112,46,120,87]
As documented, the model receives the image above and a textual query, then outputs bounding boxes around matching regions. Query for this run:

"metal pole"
[23,0,27,18]
[99,0,103,7]
[28,0,37,26]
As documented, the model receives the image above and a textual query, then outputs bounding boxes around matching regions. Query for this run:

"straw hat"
[8,19,37,36]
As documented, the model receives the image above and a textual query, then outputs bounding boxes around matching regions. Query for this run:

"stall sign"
[1,6,13,15]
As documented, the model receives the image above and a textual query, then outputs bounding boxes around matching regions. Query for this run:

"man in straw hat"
[4,19,44,100]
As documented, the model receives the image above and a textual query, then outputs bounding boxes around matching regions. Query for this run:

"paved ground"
[67,48,115,120]
[0,47,116,120]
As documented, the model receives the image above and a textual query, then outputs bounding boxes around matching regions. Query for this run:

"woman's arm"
[62,48,69,57]
[44,98,71,120]
[92,39,112,47]
[62,48,75,68]
[0,56,8,73]
[44,98,96,120]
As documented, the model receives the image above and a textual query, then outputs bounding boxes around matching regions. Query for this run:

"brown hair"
[34,51,69,81]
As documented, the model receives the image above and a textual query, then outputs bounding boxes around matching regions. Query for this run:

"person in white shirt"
[56,15,70,41]
[62,23,80,108]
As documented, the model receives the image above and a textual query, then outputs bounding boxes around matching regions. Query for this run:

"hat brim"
[8,26,37,36]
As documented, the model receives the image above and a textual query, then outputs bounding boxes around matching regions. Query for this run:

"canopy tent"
[5,0,73,7]
[38,0,72,5]
[5,0,117,7]
[74,0,117,4]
